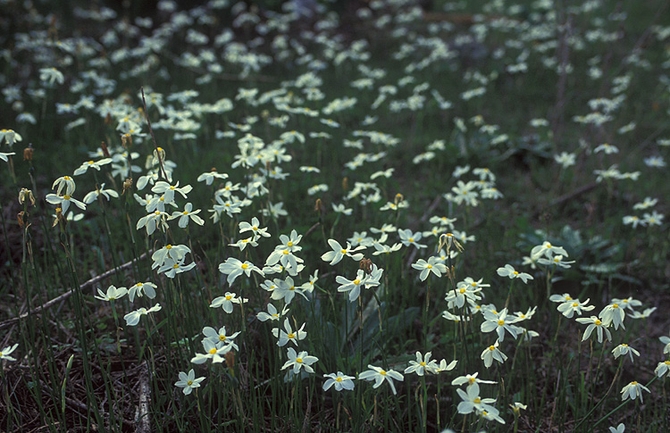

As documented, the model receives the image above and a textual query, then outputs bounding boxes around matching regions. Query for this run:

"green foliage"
[1,0,669,432]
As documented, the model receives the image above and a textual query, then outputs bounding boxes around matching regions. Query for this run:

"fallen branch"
[0,252,149,330]
[135,360,151,433]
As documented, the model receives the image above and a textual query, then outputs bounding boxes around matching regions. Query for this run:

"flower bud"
[18,188,35,206]
[23,145,34,161]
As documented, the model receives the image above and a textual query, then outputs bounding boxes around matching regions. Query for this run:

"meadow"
[0,0,669,431]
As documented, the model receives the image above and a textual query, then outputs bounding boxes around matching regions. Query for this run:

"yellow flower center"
[241,263,249,269]
[287,241,294,247]
[209,348,217,355]
[341,249,347,254]
[225,295,232,300]
[420,361,426,367]
[287,333,295,339]
[612,304,619,309]
[219,335,226,341]
[474,397,481,404]
[489,345,495,351]
[595,319,602,326]
[296,357,303,364]
[631,381,638,385]
[380,369,387,376]
[336,377,343,382]
[353,279,361,285]
[497,319,505,326]
[64,195,71,200]
[87,160,94,165]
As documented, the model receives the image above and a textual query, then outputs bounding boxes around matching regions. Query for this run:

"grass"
[0,0,669,431]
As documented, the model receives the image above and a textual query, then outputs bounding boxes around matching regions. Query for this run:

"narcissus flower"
[272,318,306,347]
[456,382,497,414]
[175,369,205,395]
[404,351,440,376]
[218,258,264,285]
[321,239,365,265]
[128,282,157,302]
[576,316,612,343]
[95,285,128,301]
[210,292,248,314]
[612,343,640,363]
[169,203,204,228]
[83,183,119,204]
[281,347,318,374]
[451,372,497,387]
[46,193,86,214]
[73,158,112,176]
[496,264,533,283]
[323,372,355,391]
[412,256,448,281]
[358,365,404,395]
[599,302,626,330]
[655,360,670,378]
[0,343,19,361]
[124,304,162,326]
[480,341,508,368]
[620,381,650,403]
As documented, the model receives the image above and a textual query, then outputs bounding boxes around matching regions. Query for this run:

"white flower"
[321,239,365,265]
[128,282,157,302]
[45,193,86,214]
[609,423,625,433]
[281,347,318,374]
[218,258,264,285]
[332,203,352,215]
[83,183,119,204]
[496,264,533,283]
[412,257,448,281]
[168,203,205,228]
[611,343,640,363]
[480,341,508,368]
[175,369,205,395]
[94,285,128,301]
[456,382,497,415]
[272,318,306,347]
[620,381,650,403]
[124,304,162,326]
[73,158,113,176]
[210,292,248,314]
[358,365,404,395]
[655,360,670,378]
[404,351,441,376]
[323,372,355,391]
[40,67,65,85]
[0,343,19,361]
